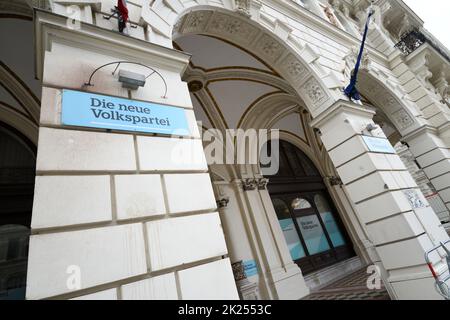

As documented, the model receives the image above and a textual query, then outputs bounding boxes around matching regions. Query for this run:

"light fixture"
[84,61,168,97]
[118,69,146,90]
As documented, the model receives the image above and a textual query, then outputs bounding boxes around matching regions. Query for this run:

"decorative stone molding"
[172,8,333,116]
[407,49,434,91]
[242,178,258,191]
[257,178,269,190]
[234,0,251,17]
[434,69,450,106]
[325,176,342,186]
[216,197,230,209]
[255,34,284,62]
[391,109,415,131]
[357,72,418,132]
[208,12,259,42]
[301,77,329,109]
[280,54,308,83]
[241,178,268,191]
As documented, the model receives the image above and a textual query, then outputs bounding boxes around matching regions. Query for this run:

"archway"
[172,8,376,299]
[0,122,36,300]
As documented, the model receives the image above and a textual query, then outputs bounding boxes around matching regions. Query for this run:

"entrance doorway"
[263,140,354,275]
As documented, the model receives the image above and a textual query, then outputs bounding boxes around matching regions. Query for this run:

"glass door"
[274,192,353,274]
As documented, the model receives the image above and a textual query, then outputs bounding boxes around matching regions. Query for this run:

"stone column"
[311,100,450,300]
[26,10,238,300]
[403,127,450,221]
[232,178,310,300]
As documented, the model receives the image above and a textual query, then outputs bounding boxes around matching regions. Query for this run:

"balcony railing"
[395,29,450,64]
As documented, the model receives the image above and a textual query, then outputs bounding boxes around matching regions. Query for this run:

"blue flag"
[344,7,375,101]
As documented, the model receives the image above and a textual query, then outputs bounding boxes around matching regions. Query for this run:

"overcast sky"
[403,0,450,49]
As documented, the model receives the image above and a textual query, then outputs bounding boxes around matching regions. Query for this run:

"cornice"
[310,99,376,128]
[33,8,192,80]
[261,0,389,66]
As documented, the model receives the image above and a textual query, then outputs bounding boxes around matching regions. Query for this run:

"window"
[273,199,306,261]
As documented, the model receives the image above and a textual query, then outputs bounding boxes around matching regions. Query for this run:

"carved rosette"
[301,77,328,109]
[208,13,258,43]
[280,54,308,82]
[391,109,414,130]
[255,34,284,62]
[182,11,213,34]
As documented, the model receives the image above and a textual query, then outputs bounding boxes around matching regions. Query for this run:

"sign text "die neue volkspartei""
[61,89,190,136]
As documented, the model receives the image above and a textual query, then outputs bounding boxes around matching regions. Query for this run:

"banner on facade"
[61,89,190,136]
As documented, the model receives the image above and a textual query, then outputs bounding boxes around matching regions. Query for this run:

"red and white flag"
[117,0,129,23]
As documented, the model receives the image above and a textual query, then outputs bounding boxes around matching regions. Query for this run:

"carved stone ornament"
[242,178,258,191]
[391,109,415,130]
[257,178,269,190]
[281,54,308,81]
[182,11,212,34]
[326,176,342,186]
[302,77,328,107]
[256,34,283,61]
[208,13,258,43]
[216,197,230,209]
[234,0,251,17]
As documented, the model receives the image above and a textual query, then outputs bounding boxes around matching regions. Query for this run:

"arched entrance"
[0,122,35,300]
[263,140,354,275]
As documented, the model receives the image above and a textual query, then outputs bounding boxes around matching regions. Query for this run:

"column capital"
[310,99,376,129]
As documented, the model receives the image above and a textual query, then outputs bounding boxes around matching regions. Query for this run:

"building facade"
[0,0,450,300]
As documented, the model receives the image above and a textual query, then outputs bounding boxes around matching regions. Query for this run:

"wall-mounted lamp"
[118,70,146,90]
[84,61,168,97]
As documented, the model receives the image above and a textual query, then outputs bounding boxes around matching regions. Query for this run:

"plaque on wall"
[61,89,190,136]
[362,135,396,154]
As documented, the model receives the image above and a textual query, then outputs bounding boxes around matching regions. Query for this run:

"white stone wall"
[26,11,239,300]
[20,0,450,300]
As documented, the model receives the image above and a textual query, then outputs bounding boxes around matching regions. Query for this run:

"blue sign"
[61,90,190,136]
[243,260,258,278]
[362,135,396,154]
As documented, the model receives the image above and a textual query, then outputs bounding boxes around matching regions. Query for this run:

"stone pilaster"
[311,100,450,300]
[403,126,450,221]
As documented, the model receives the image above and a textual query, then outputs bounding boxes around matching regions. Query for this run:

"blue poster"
[61,89,190,136]
[243,260,258,277]
[279,219,306,260]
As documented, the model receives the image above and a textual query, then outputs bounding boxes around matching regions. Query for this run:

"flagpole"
[343,1,375,101]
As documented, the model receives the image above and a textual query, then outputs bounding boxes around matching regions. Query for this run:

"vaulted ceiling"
[174,34,307,140]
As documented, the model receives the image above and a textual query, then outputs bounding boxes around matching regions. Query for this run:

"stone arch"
[357,69,423,137]
[168,6,342,117]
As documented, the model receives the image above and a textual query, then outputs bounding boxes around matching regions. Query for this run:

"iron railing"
[395,29,450,64]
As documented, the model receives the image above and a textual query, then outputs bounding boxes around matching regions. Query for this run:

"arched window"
[262,140,354,274]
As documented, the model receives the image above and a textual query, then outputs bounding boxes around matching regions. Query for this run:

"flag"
[344,5,375,101]
[117,0,129,33]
